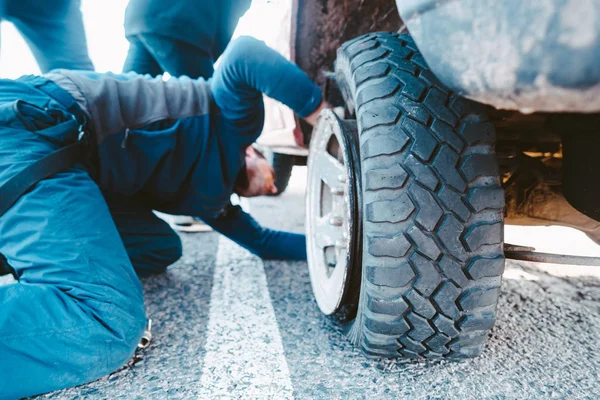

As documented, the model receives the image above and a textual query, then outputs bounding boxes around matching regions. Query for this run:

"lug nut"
[335,240,347,249]
[329,216,343,226]
[338,174,347,183]
[330,186,344,195]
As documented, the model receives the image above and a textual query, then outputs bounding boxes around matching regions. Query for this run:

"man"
[123,0,252,232]
[0,0,93,72]
[123,0,251,78]
[0,36,325,398]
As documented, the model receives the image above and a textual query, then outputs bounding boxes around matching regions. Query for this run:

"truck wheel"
[308,32,505,358]
[307,110,361,315]
[269,152,295,196]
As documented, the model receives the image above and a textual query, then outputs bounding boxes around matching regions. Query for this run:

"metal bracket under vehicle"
[505,244,600,266]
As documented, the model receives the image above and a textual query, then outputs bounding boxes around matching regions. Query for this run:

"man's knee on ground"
[68,296,146,376]
[111,207,184,277]
[152,231,183,266]
[98,297,147,369]
[133,233,183,277]
[68,295,146,379]
[0,286,146,398]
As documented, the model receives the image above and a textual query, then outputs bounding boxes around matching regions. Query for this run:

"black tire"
[269,152,295,196]
[336,33,505,358]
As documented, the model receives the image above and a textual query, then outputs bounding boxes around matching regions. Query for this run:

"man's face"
[234,147,278,197]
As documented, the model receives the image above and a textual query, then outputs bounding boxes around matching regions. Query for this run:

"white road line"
[198,236,295,399]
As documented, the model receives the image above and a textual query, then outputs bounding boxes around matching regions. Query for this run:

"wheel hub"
[306,110,359,315]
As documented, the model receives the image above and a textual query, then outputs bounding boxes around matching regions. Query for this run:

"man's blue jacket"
[43,68,308,260]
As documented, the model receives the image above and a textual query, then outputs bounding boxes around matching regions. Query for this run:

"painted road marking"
[198,236,294,399]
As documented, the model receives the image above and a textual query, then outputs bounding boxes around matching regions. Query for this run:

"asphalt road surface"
[3,167,597,399]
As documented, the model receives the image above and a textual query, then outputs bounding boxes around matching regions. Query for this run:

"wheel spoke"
[332,191,347,216]
[314,150,346,192]
[315,213,345,250]
[306,109,358,316]
[331,252,348,280]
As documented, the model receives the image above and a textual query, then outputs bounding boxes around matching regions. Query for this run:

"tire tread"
[336,32,504,358]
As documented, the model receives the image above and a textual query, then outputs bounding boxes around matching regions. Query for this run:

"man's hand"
[304,100,331,127]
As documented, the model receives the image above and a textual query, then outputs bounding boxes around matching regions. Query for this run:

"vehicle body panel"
[396,0,600,113]
[244,0,307,155]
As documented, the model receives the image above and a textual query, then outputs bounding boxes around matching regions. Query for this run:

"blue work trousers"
[0,37,320,399]
[123,33,215,79]
[0,0,94,72]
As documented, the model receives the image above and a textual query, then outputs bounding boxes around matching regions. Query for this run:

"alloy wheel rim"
[306,110,358,315]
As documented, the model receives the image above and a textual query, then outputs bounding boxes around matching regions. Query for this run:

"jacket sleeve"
[51,70,213,143]
[198,203,307,261]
